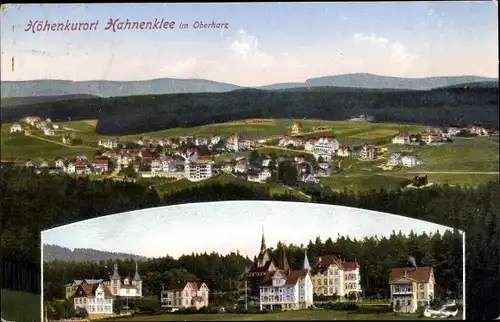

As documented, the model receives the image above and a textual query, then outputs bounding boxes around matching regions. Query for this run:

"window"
[420,284,424,289]
[395,300,400,307]
[335,278,338,283]
[323,279,327,285]
[329,287,333,294]
[407,300,411,306]
[420,292,425,299]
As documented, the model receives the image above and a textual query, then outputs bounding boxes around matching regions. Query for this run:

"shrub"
[197,306,209,314]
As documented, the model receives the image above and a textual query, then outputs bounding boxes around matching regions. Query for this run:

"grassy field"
[1,289,40,322]
[410,137,499,172]
[154,173,309,200]
[110,310,447,321]
[321,173,410,193]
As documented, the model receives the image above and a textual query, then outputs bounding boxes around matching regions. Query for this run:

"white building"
[73,283,114,317]
[210,135,221,145]
[305,137,339,162]
[247,168,272,183]
[234,159,248,173]
[336,146,351,157]
[185,161,213,181]
[278,136,296,147]
[389,267,435,313]
[44,128,55,136]
[151,157,173,173]
[401,155,422,167]
[259,250,314,311]
[10,123,23,133]
[160,281,210,310]
[109,263,143,298]
[98,139,118,149]
[387,153,402,167]
[311,254,362,299]
[392,133,410,145]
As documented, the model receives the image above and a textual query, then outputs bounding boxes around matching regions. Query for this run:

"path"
[259,145,314,155]
[28,133,95,150]
[285,186,312,200]
[405,171,499,175]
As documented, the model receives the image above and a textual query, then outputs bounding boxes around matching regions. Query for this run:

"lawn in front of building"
[109,309,450,321]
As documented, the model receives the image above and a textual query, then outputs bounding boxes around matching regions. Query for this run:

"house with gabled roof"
[160,280,210,310]
[73,282,114,317]
[392,132,410,145]
[310,254,361,299]
[10,123,23,133]
[65,279,103,299]
[389,266,435,313]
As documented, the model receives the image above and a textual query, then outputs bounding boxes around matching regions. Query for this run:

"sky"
[0,2,497,86]
[41,201,456,259]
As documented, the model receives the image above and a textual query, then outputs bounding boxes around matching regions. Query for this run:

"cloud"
[229,29,274,67]
[353,32,414,62]
[353,32,389,46]
[340,15,347,21]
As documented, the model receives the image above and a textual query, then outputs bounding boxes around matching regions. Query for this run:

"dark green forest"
[1,86,498,135]
[1,167,498,319]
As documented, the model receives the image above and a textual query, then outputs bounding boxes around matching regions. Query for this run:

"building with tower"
[108,262,143,298]
[246,228,314,311]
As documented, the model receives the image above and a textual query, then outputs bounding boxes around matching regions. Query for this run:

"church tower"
[110,263,121,296]
[132,262,142,297]
[303,249,311,270]
[233,133,239,152]
[278,244,290,273]
[257,226,271,268]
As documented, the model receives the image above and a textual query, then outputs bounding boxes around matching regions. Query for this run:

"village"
[59,229,451,320]
[8,117,498,187]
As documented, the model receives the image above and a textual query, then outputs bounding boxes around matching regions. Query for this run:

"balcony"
[392,289,413,295]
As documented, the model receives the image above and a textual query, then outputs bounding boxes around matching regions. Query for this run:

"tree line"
[1,86,498,135]
[43,229,463,302]
[1,167,498,319]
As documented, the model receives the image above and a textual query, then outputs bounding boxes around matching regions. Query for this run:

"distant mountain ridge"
[43,244,148,262]
[2,73,497,98]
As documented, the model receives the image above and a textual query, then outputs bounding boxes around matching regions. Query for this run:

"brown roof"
[164,280,203,291]
[285,269,308,285]
[312,254,359,273]
[93,159,108,165]
[261,268,308,286]
[73,283,113,298]
[389,267,433,283]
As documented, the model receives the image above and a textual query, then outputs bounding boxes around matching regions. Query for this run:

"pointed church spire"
[133,261,141,281]
[281,243,290,272]
[260,226,266,253]
[303,249,311,270]
[111,263,120,280]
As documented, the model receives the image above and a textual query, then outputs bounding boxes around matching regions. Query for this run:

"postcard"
[0,2,498,322]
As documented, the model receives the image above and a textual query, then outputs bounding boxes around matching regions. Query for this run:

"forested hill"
[43,244,148,262]
[0,94,100,107]
[1,85,498,135]
[2,74,495,98]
